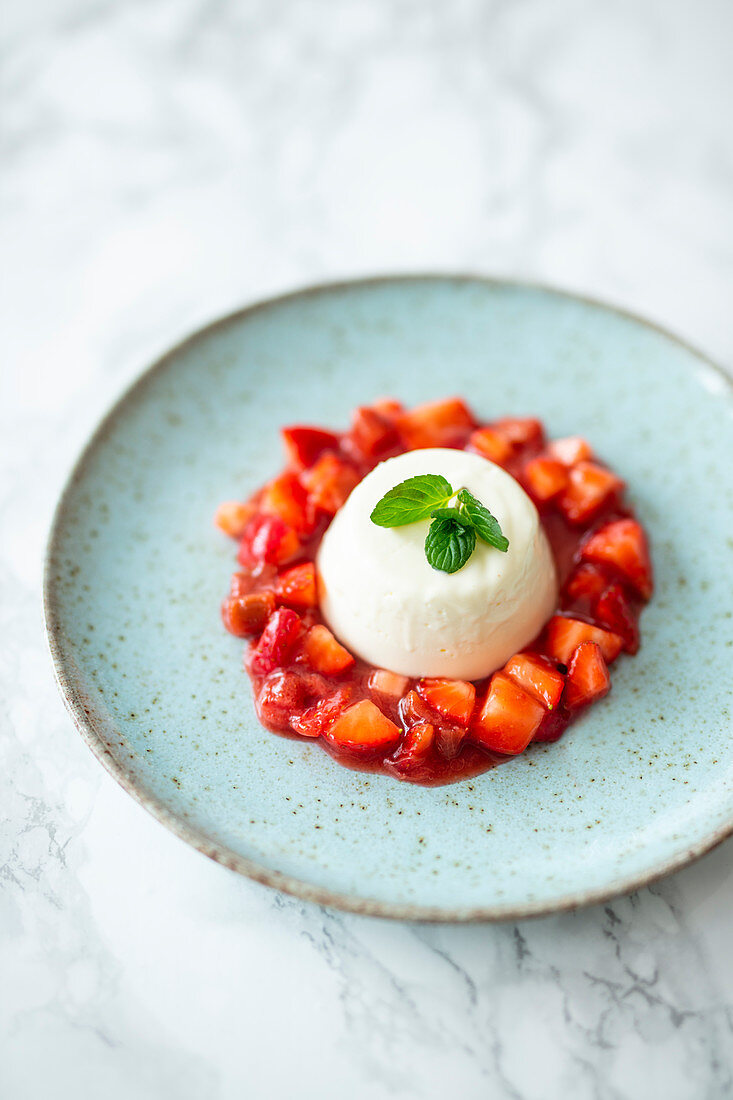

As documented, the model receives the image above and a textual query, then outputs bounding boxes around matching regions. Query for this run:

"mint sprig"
[370,473,509,574]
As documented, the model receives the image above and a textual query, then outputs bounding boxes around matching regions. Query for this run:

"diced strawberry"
[343,406,399,464]
[545,615,623,666]
[472,673,546,754]
[371,397,404,421]
[249,608,302,674]
[290,687,353,738]
[467,427,513,465]
[558,462,624,524]
[281,426,340,470]
[491,417,544,449]
[504,653,565,710]
[275,562,318,609]
[395,397,475,450]
[368,669,409,698]
[581,518,653,600]
[594,583,639,654]
[563,562,609,607]
[302,454,360,515]
[214,500,256,539]
[524,456,569,503]
[417,678,476,726]
[533,708,568,743]
[547,436,593,466]
[302,625,355,675]
[390,721,435,772]
[565,642,611,710]
[239,515,300,567]
[221,591,276,636]
[260,472,314,534]
[326,699,401,752]
[256,669,308,730]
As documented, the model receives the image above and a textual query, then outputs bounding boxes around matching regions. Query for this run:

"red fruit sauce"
[216,397,653,786]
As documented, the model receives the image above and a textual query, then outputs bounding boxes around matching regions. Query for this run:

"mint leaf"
[429,505,473,526]
[371,474,453,527]
[457,488,509,553]
[424,518,476,574]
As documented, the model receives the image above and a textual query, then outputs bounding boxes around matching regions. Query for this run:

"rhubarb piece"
[290,687,353,738]
[417,678,476,726]
[472,673,546,754]
[467,427,513,466]
[302,624,355,675]
[256,669,308,730]
[547,436,593,465]
[302,454,360,515]
[581,518,653,600]
[565,642,611,709]
[281,426,340,470]
[558,462,624,524]
[390,721,435,772]
[504,653,565,710]
[249,608,302,674]
[239,515,300,566]
[275,562,318,609]
[395,397,475,450]
[221,591,276,637]
[326,699,401,751]
[545,615,624,666]
[368,669,410,698]
[260,472,314,534]
[524,456,569,503]
[371,398,405,421]
[491,417,544,449]
[594,583,639,654]
[214,500,256,539]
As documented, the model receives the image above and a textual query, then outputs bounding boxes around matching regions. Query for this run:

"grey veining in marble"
[2,0,733,1096]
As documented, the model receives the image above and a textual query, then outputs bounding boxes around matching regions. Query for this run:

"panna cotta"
[316,448,558,680]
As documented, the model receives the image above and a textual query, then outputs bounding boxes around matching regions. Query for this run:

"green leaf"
[424,518,476,574]
[429,505,473,526]
[457,488,509,552]
[370,474,453,527]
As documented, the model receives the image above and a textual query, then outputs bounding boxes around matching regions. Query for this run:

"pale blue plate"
[44,277,733,920]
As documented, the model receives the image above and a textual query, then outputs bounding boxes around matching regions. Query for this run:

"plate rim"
[43,272,733,922]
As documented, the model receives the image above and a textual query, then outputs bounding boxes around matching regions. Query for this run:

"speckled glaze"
[44,276,733,921]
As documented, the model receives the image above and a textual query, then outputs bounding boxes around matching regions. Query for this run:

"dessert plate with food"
[44,277,733,920]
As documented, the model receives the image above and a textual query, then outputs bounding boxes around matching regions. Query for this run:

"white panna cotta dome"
[316,448,558,680]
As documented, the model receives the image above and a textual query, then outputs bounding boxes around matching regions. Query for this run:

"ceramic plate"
[45,277,733,920]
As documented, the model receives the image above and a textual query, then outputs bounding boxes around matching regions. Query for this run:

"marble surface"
[2,0,733,1096]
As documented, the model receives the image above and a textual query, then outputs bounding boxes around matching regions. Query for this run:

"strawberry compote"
[216,397,653,785]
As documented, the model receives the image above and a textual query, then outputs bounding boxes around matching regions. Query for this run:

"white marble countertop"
[3,1,733,1096]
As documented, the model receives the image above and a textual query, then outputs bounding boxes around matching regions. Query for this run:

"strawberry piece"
[260,472,314,534]
[417,678,476,726]
[545,615,623,666]
[371,398,405,421]
[581,518,653,600]
[467,427,513,465]
[563,562,608,607]
[302,454,360,515]
[221,591,276,636]
[256,669,308,730]
[214,500,256,539]
[472,673,546,754]
[239,515,300,567]
[326,699,401,752]
[281,426,340,470]
[290,687,353,738]
[547,436,593,465]
[491,417,544,449]
[533,708,568,743]
[504,653,565,710]
[250,608,302,674]
[343,406,399,464]
[275,562,318,609]
[302,625,355,675]
[368,669,409,698]
[594,583,639,654]
[558,462,624,524]
[395,397,475,450]
[565,642,611,709]
[524,456,569,503]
